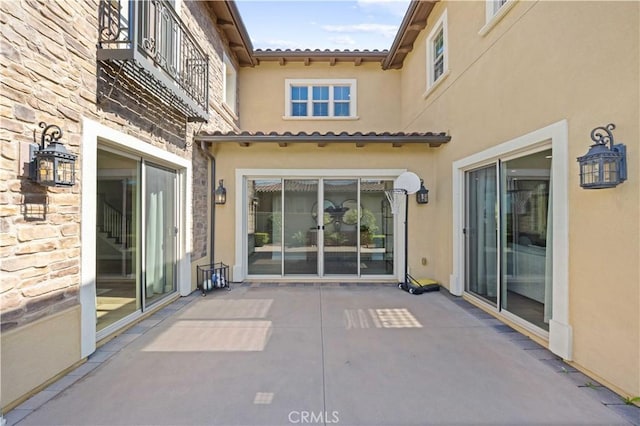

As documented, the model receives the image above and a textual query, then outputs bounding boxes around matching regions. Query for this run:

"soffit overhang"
[194,131,451,148]
[206,1,256,67]
[383,1,438,70]
[252,49,388,67]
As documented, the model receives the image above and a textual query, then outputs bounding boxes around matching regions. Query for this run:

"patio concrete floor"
[6,283,639,426]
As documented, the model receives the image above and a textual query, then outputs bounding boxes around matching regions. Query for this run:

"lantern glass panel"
[57,159,75,185]
[602,159,618,184]
[581,161,596,186]
[37,157,54,184]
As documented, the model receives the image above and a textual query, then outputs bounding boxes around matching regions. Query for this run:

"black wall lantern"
[214,179,227,205]
[416,179,429,204]
[577,123,627,189]
[29,122,76,187]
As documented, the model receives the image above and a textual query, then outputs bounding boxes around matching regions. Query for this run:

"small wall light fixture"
[214,179,227,204]
[577,123,627,189]
[29,122,76,187]
[416,179,429,204]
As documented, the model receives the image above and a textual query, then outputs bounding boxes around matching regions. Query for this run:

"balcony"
[98,0,209,122]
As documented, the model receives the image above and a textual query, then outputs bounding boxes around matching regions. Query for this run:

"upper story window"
[490,0,508,17]
[426,9,448,92]
[285,79,357,119]
[480,0,517,36]
[223,53,237,115]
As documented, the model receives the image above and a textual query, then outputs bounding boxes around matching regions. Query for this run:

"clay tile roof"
[195,130,451,148]
[252,48,389,66]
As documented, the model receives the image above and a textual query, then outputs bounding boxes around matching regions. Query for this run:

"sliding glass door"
[465,150,552,331]
[466,165,498,305]
[144,163,177,307]
[283,179,319,275]
[96,150,179,333]
[96,149,139,331]
[246,177,395,278]
[323,179,358,275]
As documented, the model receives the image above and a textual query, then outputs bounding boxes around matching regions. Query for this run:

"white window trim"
[222,52,237,116]
[80,117,192,358]
[479,0,517,36]
[284,79,358,120]
[450,119,571,360]
[426,9,448,93]
[234,168,404,282]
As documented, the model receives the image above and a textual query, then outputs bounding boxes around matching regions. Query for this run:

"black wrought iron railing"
[98,0,209,122]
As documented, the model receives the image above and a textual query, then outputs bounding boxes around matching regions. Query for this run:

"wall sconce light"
[29,122,76,187]
[214,179,227,204]
[577,123,627,189]
[416,179,429,204]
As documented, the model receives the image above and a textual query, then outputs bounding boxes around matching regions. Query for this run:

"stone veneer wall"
[0,0,238,333]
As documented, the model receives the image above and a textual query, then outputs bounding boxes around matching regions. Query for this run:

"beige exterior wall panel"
[239,63,402,133]
[211,143,440,281]
[399,1,639,395]
[1,306,81,408]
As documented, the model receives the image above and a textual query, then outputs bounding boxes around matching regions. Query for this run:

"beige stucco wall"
[0,306,81,409]
[239,62,403,132]
[212,142,440,281]
[397,0,639,396]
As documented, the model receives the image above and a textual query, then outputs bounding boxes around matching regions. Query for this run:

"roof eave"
[194,133,451,148]
[383,1,437,70]
[252,50,388,66]
[207,1,256,67]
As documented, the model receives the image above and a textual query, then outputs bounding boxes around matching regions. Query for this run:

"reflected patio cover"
[252,180,389,192]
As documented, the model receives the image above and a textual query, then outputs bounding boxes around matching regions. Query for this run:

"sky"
[235,0,411,51]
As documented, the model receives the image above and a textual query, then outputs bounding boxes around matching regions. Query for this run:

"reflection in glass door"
[324,180,358,275]
[361,180,394,275]
[465,150,553,331]
[501,150,552,330]
[96,149,139,332]
[465,165,498,305]
[246,177,395,278]
[247,179,282,275]
[144,163,177,306]
[283,179,318,275]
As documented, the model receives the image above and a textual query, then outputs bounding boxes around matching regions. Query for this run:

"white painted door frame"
[80,118,192,357]
[234,169,405,282]
[451,120,572,360]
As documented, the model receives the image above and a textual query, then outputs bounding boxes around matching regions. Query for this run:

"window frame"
[479,0,517,36]
[222,53,238,116]
[425,9,449,95]
[284,79,358,120]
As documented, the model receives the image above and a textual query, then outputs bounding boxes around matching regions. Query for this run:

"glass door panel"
[96,149,140,331]
[284,179,318,275]
[324,179,358,275]
[144,163,177,306]
[247,179,283,275]
[501,149,552,330]
[466,165,498,305]
[361,180,394,275]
